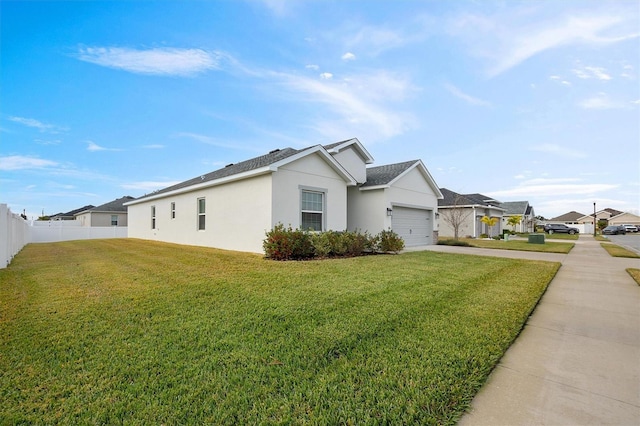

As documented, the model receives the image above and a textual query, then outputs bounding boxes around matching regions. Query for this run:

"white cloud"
[305,64,319,71]
[487,179,617,198]
[9,116,65,133]
[278,71,414,141]
[444,83,491,107]
[76,47,220,76]
[0,155,58,171]
[87,141,122,152]
[319,72,333,80]
[573,65,612,80]
[342,52,356,61]
[452,7,640,77]
[578,93,620,109]
[529,143,587,158]
[121,181,181,191]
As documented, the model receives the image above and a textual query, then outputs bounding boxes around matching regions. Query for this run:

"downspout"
[472,206,476,237]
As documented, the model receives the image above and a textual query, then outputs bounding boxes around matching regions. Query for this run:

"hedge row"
[263,224,405,260]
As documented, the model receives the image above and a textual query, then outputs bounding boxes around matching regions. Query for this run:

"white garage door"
[392,207,431,247]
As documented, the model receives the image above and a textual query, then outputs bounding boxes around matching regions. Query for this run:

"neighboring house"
[75,196,133,227]
[437,188,505,238]
[548,211,585,225]
[125,138,443,253]
[605,211,640,227]
[50,205,95,221]
[576,208,625,225]
[501,201,536,233]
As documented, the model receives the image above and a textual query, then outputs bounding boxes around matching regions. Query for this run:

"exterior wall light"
[386,208,393,217]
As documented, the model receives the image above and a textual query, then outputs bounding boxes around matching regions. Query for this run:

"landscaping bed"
[0,239,560,425]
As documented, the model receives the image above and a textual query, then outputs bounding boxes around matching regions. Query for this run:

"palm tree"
[507,215,521,232]
[481,215,499,238]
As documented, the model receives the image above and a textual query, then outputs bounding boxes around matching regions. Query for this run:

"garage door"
[392,207,431,247]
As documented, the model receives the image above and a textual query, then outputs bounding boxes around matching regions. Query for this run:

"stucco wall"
[348,167,439,236]
[347,186,388,234]
[128,173,272,253]
[272,153,348,231]
[329,146,367,184]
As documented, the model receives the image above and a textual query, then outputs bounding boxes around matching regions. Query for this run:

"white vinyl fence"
[30,220,127,242]
[0,204,31,269]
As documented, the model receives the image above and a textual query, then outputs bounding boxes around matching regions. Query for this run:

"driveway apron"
[426,237,640,425]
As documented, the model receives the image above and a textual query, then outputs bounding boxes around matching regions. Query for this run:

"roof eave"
[124,167,274,206]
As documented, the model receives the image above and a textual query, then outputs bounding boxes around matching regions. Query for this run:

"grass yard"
[601,243,640,258]
[627,269,640,286]
[456,238,574,253]
[0,239,560,425]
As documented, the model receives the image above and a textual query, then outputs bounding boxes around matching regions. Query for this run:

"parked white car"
[622,224,639,233]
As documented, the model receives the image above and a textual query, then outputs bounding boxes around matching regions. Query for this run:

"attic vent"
[269,149,280,154]
[225,163,234,167]
[200,175,206,180]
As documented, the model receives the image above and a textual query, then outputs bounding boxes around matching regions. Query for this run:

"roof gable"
[324,138,374,164]
[361,160,443,198]
[550,211,586,222]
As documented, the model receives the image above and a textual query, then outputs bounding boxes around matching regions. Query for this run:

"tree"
[507,215,521,232]
[439,194,472,240]
[481,215,499,238]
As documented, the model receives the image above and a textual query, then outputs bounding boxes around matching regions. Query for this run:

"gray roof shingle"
[501,201,530,215]
[83,196,135,213]
[438,188,500,207]
[135,147,302,201]
[361,160,418,187]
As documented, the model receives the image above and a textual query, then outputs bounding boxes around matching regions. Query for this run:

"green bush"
[264,226,402,260]
[263,224,314,260]
[437,239,472,247]
[375,229,405,253]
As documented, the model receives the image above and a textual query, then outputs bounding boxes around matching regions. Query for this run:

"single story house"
[501,201,536,233]
[437,188,505,238]
[548,211,585,225]
[75,196,133,227]
[594,211,640,227]
[125,138,443,253]
[50,205,95,221]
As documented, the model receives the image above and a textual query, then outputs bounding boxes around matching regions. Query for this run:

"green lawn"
[601,243,640,258]
[627,269,640,286]
[455,238,574,253]
[0,239,560,425]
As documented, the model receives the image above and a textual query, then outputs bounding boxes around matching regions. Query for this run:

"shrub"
[263,224,314,260]
[264,226,404,259]
[437,239,472,247]
[479,233,489,239]
[375,229,405,253]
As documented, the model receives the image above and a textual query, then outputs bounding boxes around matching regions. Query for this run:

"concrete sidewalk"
[418,237,640,425]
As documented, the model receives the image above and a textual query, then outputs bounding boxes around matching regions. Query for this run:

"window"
[197,198,206,230]
[111,215,118,226]
[151,206,156,229]
[301,190,324,231]
[171,202,176,219]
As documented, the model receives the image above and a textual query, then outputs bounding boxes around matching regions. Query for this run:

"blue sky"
[2,0,639,220]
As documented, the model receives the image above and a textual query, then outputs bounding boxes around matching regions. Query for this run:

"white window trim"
[197,198,206,231]
[299,186,327,232]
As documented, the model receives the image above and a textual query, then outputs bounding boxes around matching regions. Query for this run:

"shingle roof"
[135,147,301,201]
[82,196,135,213]
[501,201,529,215]
[360,160,418,187]
[549,211,585,222]
[51,204,95,218]
[438,188,500,207]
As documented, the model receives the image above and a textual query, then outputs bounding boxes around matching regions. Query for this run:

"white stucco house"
[437,188,505,238]
[125,138,443,253]
[75,196,133,227]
